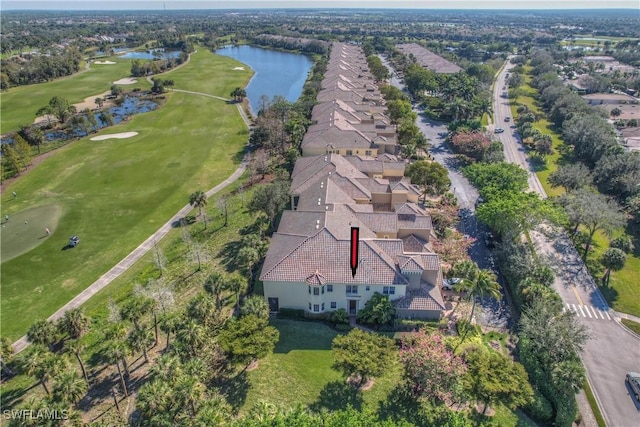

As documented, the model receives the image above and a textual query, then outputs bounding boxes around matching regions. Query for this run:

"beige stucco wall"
[263,280,407,314]
[371,192,391,204]
[421,269,439,287]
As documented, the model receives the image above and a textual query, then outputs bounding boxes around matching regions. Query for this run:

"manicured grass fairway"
[1,85,248,341]
[0,57,149,134]
[164,49,253,98]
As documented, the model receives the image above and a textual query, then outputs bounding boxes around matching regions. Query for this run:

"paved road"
[382,55,508,330]
[12,97,250,354]
[490,61,546,196]
[492,59,640,427]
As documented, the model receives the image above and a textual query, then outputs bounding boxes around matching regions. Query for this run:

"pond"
[119,49,182,60]
[0,96,158,145]
[216,45,313,115]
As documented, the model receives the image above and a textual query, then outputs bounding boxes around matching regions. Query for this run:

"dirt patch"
[90,132,139,141]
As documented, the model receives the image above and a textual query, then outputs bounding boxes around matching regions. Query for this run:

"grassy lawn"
[241,319,402,415]
[0,57,149,134]
[1,85,248,340]
[621,319,640,336]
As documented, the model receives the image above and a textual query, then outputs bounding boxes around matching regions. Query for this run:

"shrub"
[525,388,554,423]
[277,308,306,320]
[329,308,349,325]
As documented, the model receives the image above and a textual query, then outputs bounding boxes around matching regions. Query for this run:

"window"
[322,286,325,294]
[366,285,370,291]
[365,150,372,156]
[313,304,319,312]
[313,287,319,296]
[327,284,333,292]
[346,285,358,295]
[308,303,311,310]
[346,150,353,155]
[322,303,325,311]
[331,302,337,309]
[308,286,311,295]
[383,286,396,295]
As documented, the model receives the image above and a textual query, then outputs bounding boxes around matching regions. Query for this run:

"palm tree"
[52,370,87,407]
[59,308,91,339]
[189,190,208,229]
[0,336,15,377]
[104,340,130,397]
[236,245,260,281]
[240,295,270,319]
[176,374,206,416]
[20,346,66,396]
[152,354,183,383]
[27,319,58,351]
[137,380,175,421]
[176,320,205,357]
[372,297,395,325]
[228,276,248,313]
[121,295,154,331]
[600,248,626,286]
[195,394,232,426]
[65,339,90,384]
[159,311,181,351]
[129,327,154,364]
[187,293,218,326]
[551,359,585,393]
[456,269,501,349]
[204,272,226,309]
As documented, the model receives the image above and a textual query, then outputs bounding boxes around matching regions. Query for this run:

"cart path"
[12,99,251,354]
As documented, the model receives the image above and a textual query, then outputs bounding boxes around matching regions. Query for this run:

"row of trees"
[529,50,639,212]
[0,48,82,89]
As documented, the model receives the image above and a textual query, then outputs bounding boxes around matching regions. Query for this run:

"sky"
[2,0,639,10]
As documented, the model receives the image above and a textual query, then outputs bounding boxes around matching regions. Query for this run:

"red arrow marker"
[350,227,359,278]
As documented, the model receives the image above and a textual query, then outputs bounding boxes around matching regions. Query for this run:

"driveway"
[380,55,509,329]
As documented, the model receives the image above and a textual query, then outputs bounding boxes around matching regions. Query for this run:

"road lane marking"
[571,304,578,314]
[595,307,604,319]
[584,305,593,318]
[604,310,611,320]
[571,285,585,306]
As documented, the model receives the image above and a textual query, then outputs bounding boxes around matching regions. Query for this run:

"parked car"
[484,232,495,248]
[494,128,505,134]
[443,278,462,291]
[474,196,485,208]
[627,372,640,401]
[504,117,511,122]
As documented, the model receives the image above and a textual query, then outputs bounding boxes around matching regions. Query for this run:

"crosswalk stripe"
[578,305,586,317]
[596,308,605,319]
[571,304,578,315]
[584,305,593,318]
[604,310,611,320]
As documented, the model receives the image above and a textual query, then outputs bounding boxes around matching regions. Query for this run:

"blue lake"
[120,49,181,60]
[216,45,313,115]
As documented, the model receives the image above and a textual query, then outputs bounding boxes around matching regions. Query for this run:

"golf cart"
[69,235,80,247]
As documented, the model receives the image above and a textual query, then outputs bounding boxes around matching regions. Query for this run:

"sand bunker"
[94,60,116,65]
[90,132,138,141]
[113,77,138,85]
[233,67,245,70]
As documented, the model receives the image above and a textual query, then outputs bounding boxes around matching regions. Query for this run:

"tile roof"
[260,228,408,285]
[396,43,462,74]
[401,235,430,253]
[394,285,446,311]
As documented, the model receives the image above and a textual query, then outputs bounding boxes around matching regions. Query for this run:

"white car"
[443,278,462,291]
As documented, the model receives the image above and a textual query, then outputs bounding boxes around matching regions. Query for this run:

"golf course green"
[1,48,253,340]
